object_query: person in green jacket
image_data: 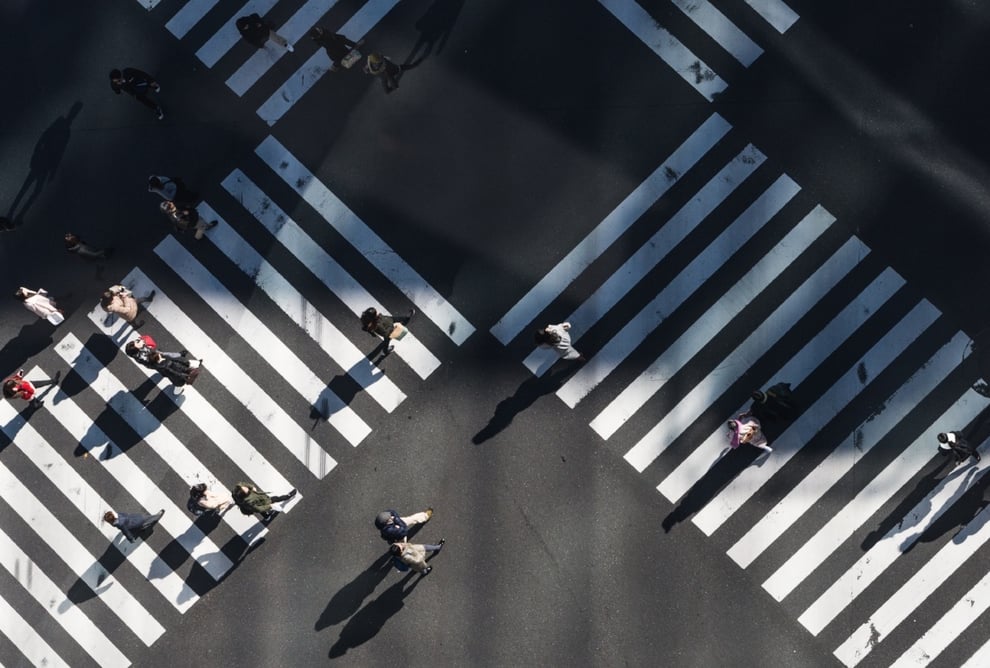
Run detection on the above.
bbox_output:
[231,482,297,523]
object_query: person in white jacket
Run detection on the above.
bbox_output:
[534,321,585,361]
[14,287,63,325]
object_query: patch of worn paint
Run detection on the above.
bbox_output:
[448,322,456,335]
[279,161,289,170]
[853,428,864,452]
[866,622,881,649]
[664,166,679,181]
[857,361,868,384]
[688,61,716,83]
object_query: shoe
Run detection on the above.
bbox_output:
[976,454,982,463]
[156,108,164,121]
[148,290,156,302]
[30,399,43,408]
[286,44,295,52]
[261,510,278,523]
[180,350,189,357]
[437,538,445,550]
[208,220,218,229]
[387,344,395,353]
[53,370,62,384]
[408,307,416,321]
[422,567,431,575]
[425,507,433,520]
[287,489,298,499]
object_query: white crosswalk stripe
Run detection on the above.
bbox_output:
[490,110,989,664]
[0,593,70,668]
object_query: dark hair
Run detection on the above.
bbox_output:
[751,390,765,403]
[148,176,163,189]
[190,483,207,498]
[309,26,325,40]
[361,308,378,330]
[124,340,141,357]
[533,327,557,345]
[2,380,18,398]
[109,69,122,81]
[389,543,402,555]
[13,289,26,301]
[103,511,116,523]
[937,432,949,444]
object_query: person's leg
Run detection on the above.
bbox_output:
[267,29,291,49]
[401,508,432,527]
[134,93,159,111]
[269,489,298,503]
[139,509,165,530]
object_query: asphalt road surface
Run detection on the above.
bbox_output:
[1,1,989,667]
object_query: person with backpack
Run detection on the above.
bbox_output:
[231,482,297,523]
[390,538,445,575]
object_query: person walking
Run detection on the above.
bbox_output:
[749,382,796,422]
[148,175,200,207]
[187,483,234,516]
[231,482,297,523]
[363,53,403,93]
[109,68,164,120]
[3,369,60,407]
[390,538,445,575]
[65,233,112,261]
[534,322,585,362]
[101,285,154,326]
[375,507,433,543]
[160,201,217,240]
[14,287,64,325]
[361,307,415,356]
[309,27,362,70]
[125,335,202,385]
[236,13,294,51]
[103,509,164,542]
[937,431,981,465]
[727,413,772,455]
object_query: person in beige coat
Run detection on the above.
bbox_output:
[100,285,154,324]
[390,538,445,575]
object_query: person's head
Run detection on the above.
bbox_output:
[727,419,738,430]
[233,485,249,499]
[309,26,325,41]
[64,232,80,247]
[389,543,402,555]
[190,483,207,498]
[365,53,384,73]
[109,69,122,84]
[124,339,144,357]
[103,510,117,524]
[2,380,18,399]
[533,327,558,345]
[937,432,949,444]
[375,511,393,529]
[148,176,163,191]
[751,390,766,403]
[361,308,379,329]
[13,287,28,302]
[160,200,175,213]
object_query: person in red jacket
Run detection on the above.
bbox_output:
[3,369,60,407]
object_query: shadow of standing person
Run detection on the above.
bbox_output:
[8,101,82,225]
[402,0,466,69]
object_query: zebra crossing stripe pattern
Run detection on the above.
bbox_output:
[599,0,798,100]
[196,0,280,67]
[0,393,202,612]
[523,143,768,377]
[0,593,70,668]
[256,135,476,345]
[107,268,339,476]
[568,176,806,415]
[491,113,732,346]
[165,0,218,38]
[219,169,441,379]
[0,527,130,668]
[197,202,407,412]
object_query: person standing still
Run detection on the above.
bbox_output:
[109,68,164,120]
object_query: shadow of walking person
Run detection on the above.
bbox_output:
[662,448,757,532]
[328,573,422,658]
[8,101,82,225]
[315,552,393,631]
[472,365,577,444]
[402,0,465,69]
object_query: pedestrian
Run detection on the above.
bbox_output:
[534,322,585,362]
[124,334,202,385]
[749,382,796,422]
[187,482,234,516]
[14,287,64,325]
[231,482,297,523]
[3,369,60,407]
[236,13,294,51]
[375,507,433,543]
[103,509,164,543]
[937,431,981,465]
[101,285,154,326]
[361,307,415,356]
[109,68,164,120]
[147,175,200,207]
[159,201,218,240]
[65,232,112,260]
[309,27,362,70]
[363,53,403,93]
[390,538,445,575]
[727,413,772,454]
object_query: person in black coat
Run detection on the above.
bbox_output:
[309,27,362,70]
[937,431,981,465]
[375,508,433,543]
[109,68,164,120]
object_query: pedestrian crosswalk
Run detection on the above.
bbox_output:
[143,0,403,125]
[491,111,990,666]
[0,135,471,666]
[598,0,799,101]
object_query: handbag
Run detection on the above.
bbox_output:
[341,49,362,69]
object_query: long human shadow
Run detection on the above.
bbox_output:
[912,466,990,548]
[8,101,82,224]
[0,320,55,380]
[662,447,760,532]
[327,572,423,658]
[315,552,393,631]
[402,0,465,68]
[472,365,577,444]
